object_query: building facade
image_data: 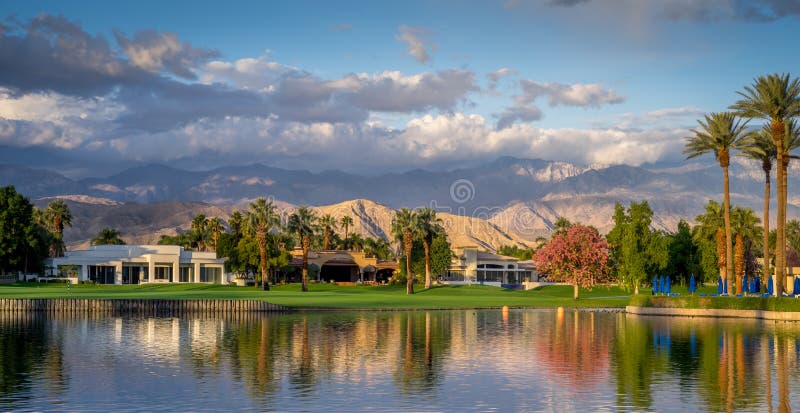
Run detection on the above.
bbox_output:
[44,245,227,285]
[444,246,536,286]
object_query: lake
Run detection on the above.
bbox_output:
[1,308,798,412]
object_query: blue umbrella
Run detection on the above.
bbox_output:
[661,275,666,296]
[753,276,760,293]
[689,274,696,295]
[723,278,728,295]
[665,276,671,295]
[795,277,800,295]
[768,276,774,296]
[717,276,723,295]
[653,276,658,295]
[743,274,749,294]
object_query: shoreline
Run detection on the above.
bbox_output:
[626,305,800,321]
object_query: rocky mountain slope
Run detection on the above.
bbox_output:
[7,156,799,250]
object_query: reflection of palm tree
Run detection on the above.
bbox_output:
[777,335,791,413]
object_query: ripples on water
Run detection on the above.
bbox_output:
[0,309,799,412]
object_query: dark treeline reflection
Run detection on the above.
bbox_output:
[1,310,800,411]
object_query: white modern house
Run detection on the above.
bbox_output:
[443,245,537,287]
[44,245,227,285]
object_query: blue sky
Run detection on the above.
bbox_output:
[1,0,799,175]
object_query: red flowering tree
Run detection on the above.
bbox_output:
[533,224,610,299]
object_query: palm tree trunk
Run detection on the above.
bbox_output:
[405,231,414,295]
[323,228,330,250]
[302,235,310,292]
[763,170,771,288]
[258,231,269,291]
[774,119,786,297]
[423,238,432,289]
[735,233,744,295]
[573,283,579,300]
[723,164,734,293]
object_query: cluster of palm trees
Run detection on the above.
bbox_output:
[190,198,392,292]
[32,199,73,257]
[684,73,800,296]
[391,207,443,295]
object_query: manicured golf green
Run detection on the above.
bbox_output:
[0,282,634,309]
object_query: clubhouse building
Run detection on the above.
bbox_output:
[44,245,228,285]
[444,245,537,286]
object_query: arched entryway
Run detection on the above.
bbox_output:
[320,257,360,283]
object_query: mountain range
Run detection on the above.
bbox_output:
[4,156,799,250]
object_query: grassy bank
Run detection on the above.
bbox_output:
[630,294,800,312]
[0,282,631,309]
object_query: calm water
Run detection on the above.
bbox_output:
[1,309,799,412]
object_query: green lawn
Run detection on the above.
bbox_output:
[0,282,632,309]
[630,294,800,312]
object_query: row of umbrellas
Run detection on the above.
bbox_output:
[654,274,800,296]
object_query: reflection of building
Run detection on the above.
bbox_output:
[289,249,398,283]
[44,245,227,284]
[444,246,536,286]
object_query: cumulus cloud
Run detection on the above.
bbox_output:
[487,68,517,91]
[519,80,625,108]
[515,0,800,22]
[396,25,434,63]
[494,79,624,129]
[114,30,219,79]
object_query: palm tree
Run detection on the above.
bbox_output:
[416,207,443,289]
[207,217,224,252]
[684,112,748,293]
[45,199,72,257]
[319,214,337,250]
[228,211,244,237]
[349,233,365,252]
[288,206,318,292]
[340,216,354,246]
[245,198,280,290]
[91,227,125,245]
[731,73,800,296]
[191,214,209,251]
[392,208,420,295]
[740,128,777,285]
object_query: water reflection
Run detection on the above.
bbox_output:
[1,310,800,411]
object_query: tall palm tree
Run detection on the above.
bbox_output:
[288,206,318,292]
[45,199,72,257]
[319,214,337,250]
[740,128,777,285]
[228,211,244,237]
[731,73,800,296]
[416,207,443,289]
[207,217,224,252]
[684,112,749,292]
[91,227,125,245]
[392,208,420,295]
[340,216,354,246]
[245,198,280,290]
[191,214,209,251]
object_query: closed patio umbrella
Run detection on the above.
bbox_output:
[742,274,749,294]
[768,276,774,296]
[665,276,671,295]
[653,276,659,295]
[660,275,666,296]
[689,274,696,295]
[717,276,723,295]
[752,276,760,293]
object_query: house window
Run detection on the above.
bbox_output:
[200,266,222,283]
[179,266,193,283]
[154,265,172,281]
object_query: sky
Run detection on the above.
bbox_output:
[1,0,800,177]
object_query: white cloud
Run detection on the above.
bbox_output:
[396,25,434,63]
[519,80,625,107]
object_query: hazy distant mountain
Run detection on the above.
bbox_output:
[7,156,800,250]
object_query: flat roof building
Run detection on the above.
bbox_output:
[44,245,227,285]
